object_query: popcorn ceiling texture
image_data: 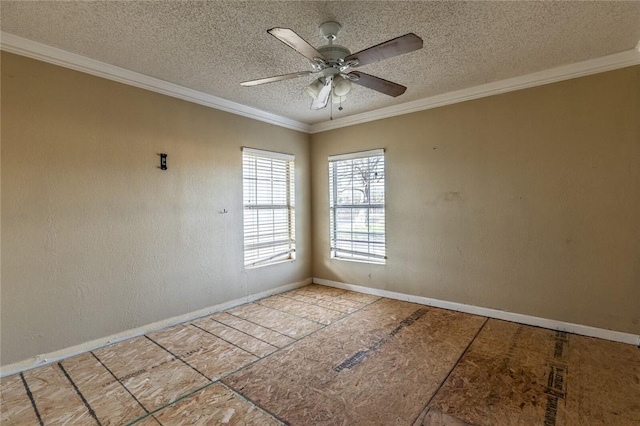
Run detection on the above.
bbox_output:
[2,1,640,125]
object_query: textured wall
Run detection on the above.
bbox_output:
[1,52,311,365]
[311,66,640,334]
[2,52,638,367]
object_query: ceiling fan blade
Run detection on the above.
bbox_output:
[240,71,313,87]
[311,77,333,110]
[345,33,423,67]
[349,72,406,97]
[268,28,326,62]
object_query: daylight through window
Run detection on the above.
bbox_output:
[242,148,295,267]
[329,149,386,263]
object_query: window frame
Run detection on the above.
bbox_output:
[242,147,295,268]
[328,149,386,264]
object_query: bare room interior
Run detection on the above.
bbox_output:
[1,2,639,425]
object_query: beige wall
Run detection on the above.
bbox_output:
[311,66,640,335]
[1,52,312,365]
[2,52,638,367]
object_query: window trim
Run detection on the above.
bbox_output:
[242,147,295,268]
[242,147,294,162]
[328,149,384,162]
[328,148,386,264]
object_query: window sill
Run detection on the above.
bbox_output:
[244,258,296,270]
[331,256,386,266]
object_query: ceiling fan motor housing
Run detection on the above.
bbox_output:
[318,44,351,64]
[317,21,352,69]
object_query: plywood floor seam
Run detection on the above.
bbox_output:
[217,382,289,426]
[412,317,490,426]
[88,350,150,421]
[2,284,639,425]
[189,322,260,358]
[125,381,214,426]
[221,311,295,338]
[208,318,281,349]
[224,307,320,339]
[19,372,42,426]
[143,335,210,382]
[56,363,100,424]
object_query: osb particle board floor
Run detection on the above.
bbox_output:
[1,284,639,425]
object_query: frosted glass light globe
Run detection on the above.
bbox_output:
[305,80,324,99]
[333,75,352,97]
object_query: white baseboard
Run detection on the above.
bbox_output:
[0,277,311,378]
[313,278,640,347]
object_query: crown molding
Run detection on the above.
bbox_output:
[309,49,640,134]
[0,32,310,133]
[3,32,638,136]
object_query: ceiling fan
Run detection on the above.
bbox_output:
[240,21,423,110]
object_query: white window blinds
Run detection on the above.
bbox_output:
[329,149,386,263]
[242,148,295,268]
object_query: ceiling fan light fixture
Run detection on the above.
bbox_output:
[305,79,324,99]
[333,75,352,97]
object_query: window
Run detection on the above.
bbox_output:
[329,149,386,263]
[242,148,295,268]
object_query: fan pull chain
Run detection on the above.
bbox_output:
[330,85,334,120]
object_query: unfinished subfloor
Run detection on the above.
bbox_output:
[2,284,639,425]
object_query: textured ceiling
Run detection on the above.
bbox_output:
[2,1,640,125]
